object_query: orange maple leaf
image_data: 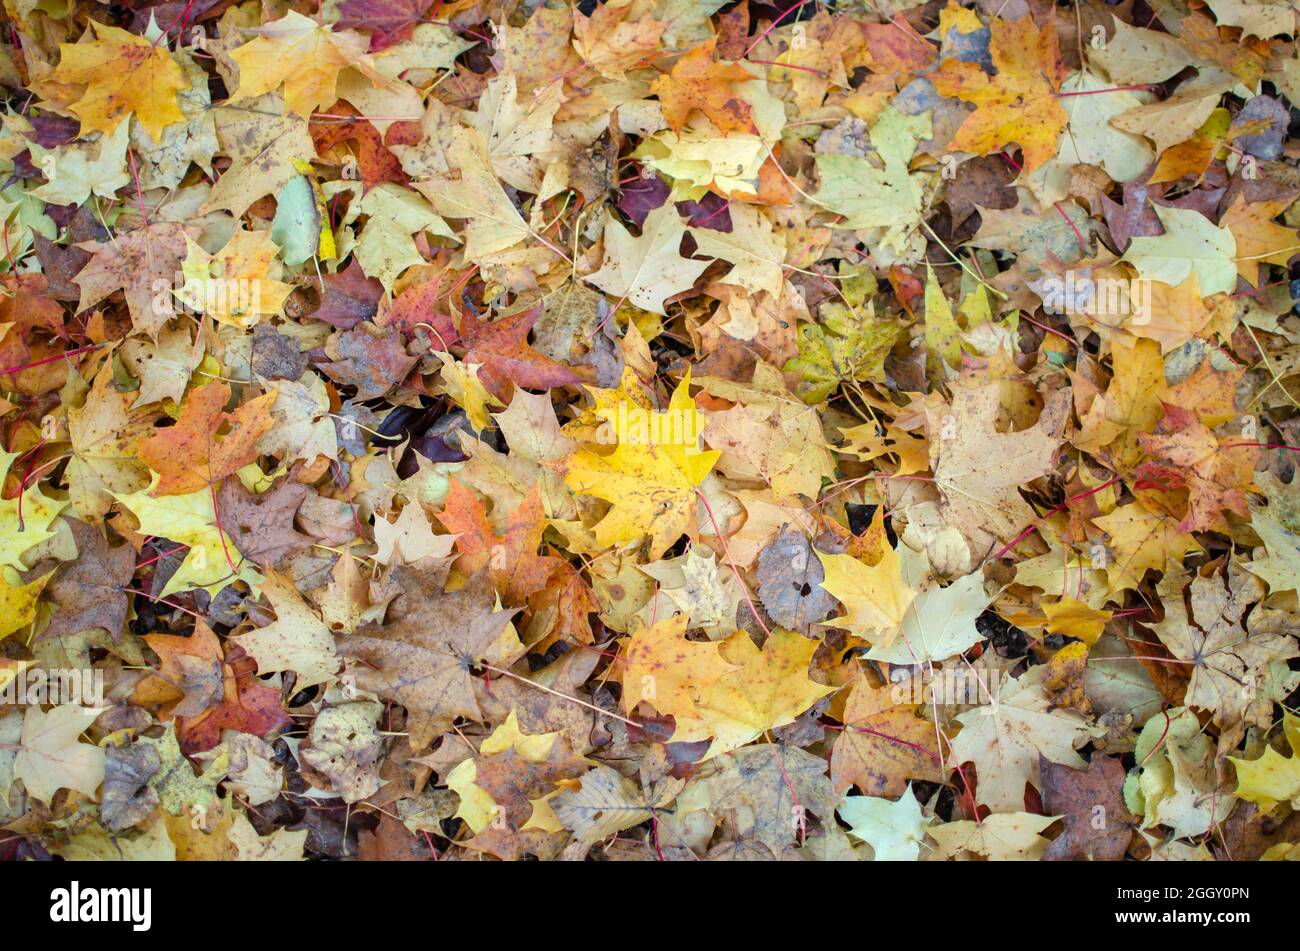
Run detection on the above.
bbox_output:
[136,382,277,496]
[438,480,561,605]
[650,39,754,134]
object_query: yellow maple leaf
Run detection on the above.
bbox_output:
[176,229,293,329]
[52,21,189,142]
[688,204,785,299]
[1008,596,1112,645]
[1074,336,1167,475]
[1043,597,1111,644]
[1245,508,1300,596]
[1230,712,1300,814]
[929,16,1068,173]
[564,371,720,558]
[621,614,735,720]
[633,128,768,201]
[1092,502,1201,591]
[676,628,835,759]
[0,566,52,640]
[817,540,916,644]
[229,11,382,118]
[432,350,502,432]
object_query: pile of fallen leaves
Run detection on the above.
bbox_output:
[3,0,1300,863]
